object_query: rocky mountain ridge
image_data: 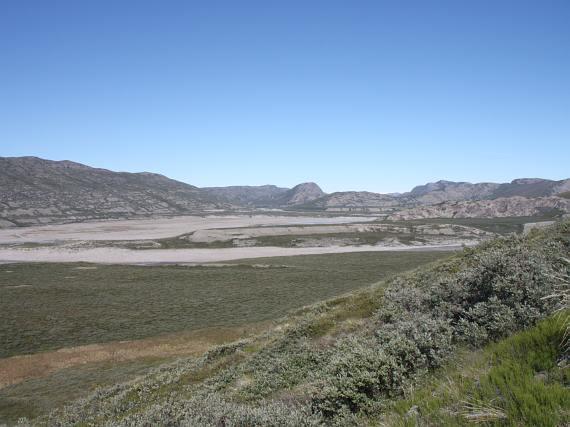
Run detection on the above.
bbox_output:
[406,178,570,204]
[303,177,570,211]
[202,182,325,207]
[1,156,569,227]
[201,185,290,206]
[0,157,224,227]
[387,196,570,220]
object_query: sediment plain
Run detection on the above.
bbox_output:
[0,214,485,264]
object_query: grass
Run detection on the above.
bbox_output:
[381,314,569,426]
[250,231,423,247]
[0,357,167,423]
[0,251,451,358]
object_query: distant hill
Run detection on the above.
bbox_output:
[201,185,290,207]
[407,178,570,204]
[203,182,325,207]
[387,196,570,220]
[278,182,325,206]
[0,157,225,227]
[1,156,569,226]
[302,178,570,211]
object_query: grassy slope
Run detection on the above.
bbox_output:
[382,314,569,426]
[0,358,168,424]
[0,251,450,358]
[33,221,568,426]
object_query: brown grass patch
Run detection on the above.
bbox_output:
[0,321,272,390]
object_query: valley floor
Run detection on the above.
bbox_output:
[0,213,500,264]
[0,251,451,424]
[0,242,464,264]
[0,214,372,244]
[1,215,564,425]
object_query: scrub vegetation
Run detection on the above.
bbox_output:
[15,220,567,426]
[0,251,450,358]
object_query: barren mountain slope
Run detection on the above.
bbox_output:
[0,157,224,227]
[201,185,289,206]
[388,196,570,220]
[407,178,570,204]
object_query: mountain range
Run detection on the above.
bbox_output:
[0,156,569,227]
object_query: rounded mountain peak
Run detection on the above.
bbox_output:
[284,182,325,205]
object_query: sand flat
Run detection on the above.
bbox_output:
[0,215,374,244]
[0,243,464,264]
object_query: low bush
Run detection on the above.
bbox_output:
[311,228,568,418]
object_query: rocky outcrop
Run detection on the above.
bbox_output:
[279,182,325,206]
[492,178,570,199]
[303,191,414,212]
[407,178,570,204]
[387,196,570,220]
[408,181,500,204]
[304,178,570,211]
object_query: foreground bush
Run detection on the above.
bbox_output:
[311,230,567,418]
[380,314,570,426]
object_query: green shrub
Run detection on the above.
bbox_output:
[312,229,567,418]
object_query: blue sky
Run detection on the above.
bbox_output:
[1,1,569,193]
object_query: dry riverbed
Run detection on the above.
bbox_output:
[0,215,373,244]
[0,242,467,264]
[0,215,492,264]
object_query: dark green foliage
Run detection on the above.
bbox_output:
[0,251,448,358]
[382,314,570,426]
[309,224,568,418]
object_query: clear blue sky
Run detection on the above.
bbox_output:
[1,1,569,193]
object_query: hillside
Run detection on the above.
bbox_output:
[408,178,570,204]
[36,221,569,426]
[301,178,570,212]
[304,191,413,212]
[0,157,226,227]
[0,157,328,227]
[201,185,289,206]
[387,196,570,220]
[277,182,325,205]
[1,156,569,225]
[202,182,325,207]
